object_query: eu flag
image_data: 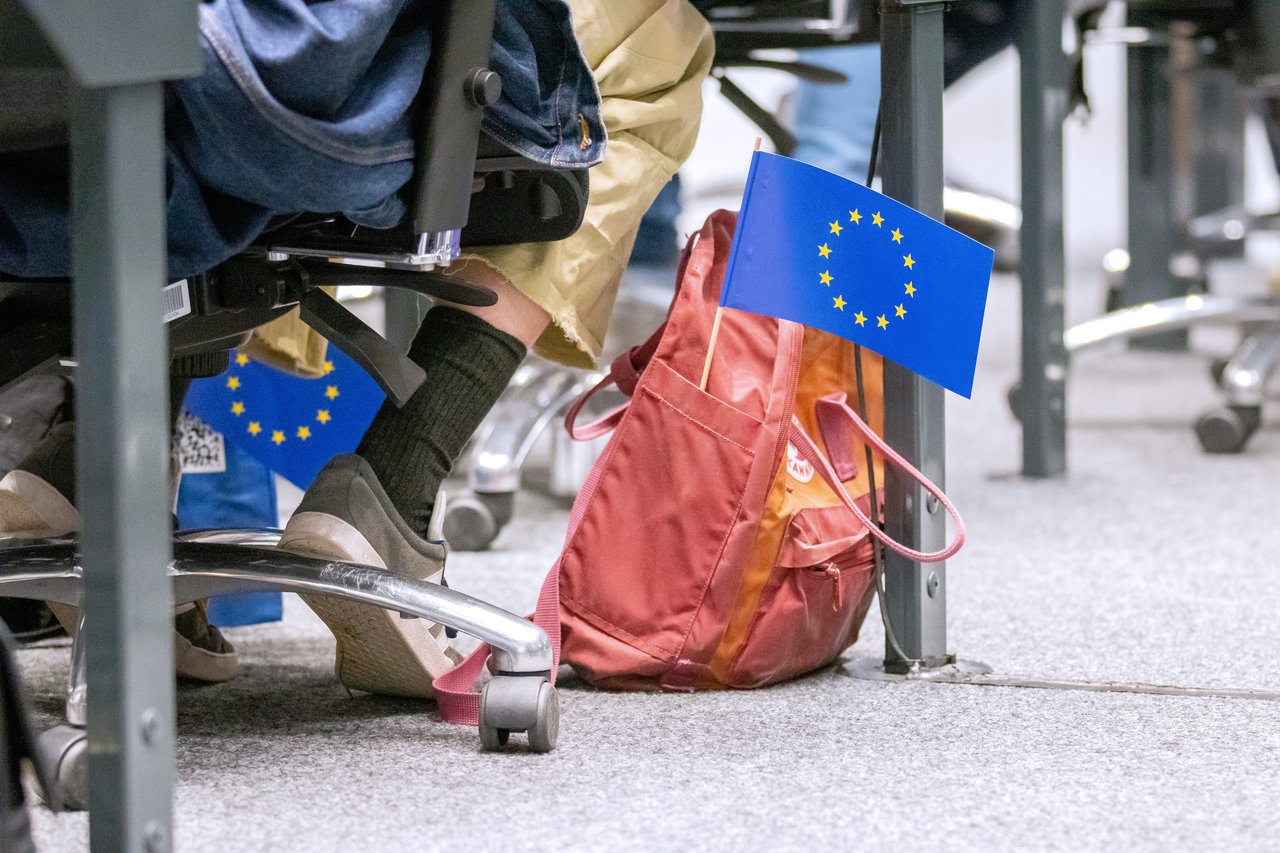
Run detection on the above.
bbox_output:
[721,152,994,397]
[184,346,385,488]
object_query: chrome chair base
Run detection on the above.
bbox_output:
[1,530,558,807]
[1009,293,1280,454]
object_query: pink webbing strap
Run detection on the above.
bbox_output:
[790,394,965,563]
[434,446,605,725]
[433,566,562,725]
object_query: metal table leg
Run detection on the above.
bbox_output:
[71,82,176,853]
[1017,0,1068,478]
[878,1,949,670]
[1125,16,1185,350]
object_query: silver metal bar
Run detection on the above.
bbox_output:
[0,538,554,675]
[66,608,87,728]
[1064,294,1280,352]
[269,227,460,272]
[1018,0,1068,478]
[878,0,948,670]
[70,81,175,853]
[1221,323,1280,408]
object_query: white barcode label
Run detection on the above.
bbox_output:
[175,411,227,474]
[162,279,192,323]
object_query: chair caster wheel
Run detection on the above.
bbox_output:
[443,491,514,552]
[478,675,559,753]
[38,725,88,810]
[1195,405,1260,454]
[1007,382,1023,423]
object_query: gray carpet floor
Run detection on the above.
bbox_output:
[20,268,1280,851]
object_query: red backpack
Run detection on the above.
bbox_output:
[436,210,964,713]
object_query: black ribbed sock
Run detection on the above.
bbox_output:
[356,307,526,536]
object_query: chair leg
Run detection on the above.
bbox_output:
[65,608,87,728]
[1219,322,1280,408]
[1194,321,1280,453]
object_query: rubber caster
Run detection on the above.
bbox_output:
[1195,405,1261,454]
[478,675,559,753]
[1007,382,1023,423]
[38,725,87,810]
[443,491,513,552]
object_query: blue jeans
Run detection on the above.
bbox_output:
[792,0,1019,183]
[0,0,606,281]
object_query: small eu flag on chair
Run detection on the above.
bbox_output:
[721,152,995,397]
[185,347,384,489]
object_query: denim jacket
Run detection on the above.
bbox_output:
[0,0,605,279]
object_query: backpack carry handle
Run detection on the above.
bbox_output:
[565,231,717,442]
[790,393,965,563]
[564,373,627,441]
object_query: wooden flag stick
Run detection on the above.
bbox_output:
[699,137,762,392]
[698,306,723,391]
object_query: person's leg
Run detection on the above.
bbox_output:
[352,0,714,539]
[0,372,239,682]
[792,44,883,183]
[354,271,547,536]
[279,0,714,699]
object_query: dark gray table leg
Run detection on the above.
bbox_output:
[1125,25,1185,350]
[879,1,948,670]
[1017,0,1068,478]
[71,82,175,853]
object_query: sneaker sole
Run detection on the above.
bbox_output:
[0,470,80,538]
[4,470,239,683]
[280,512,454,700]
[47,602,240,683]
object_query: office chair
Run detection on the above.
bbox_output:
[1009,0,1280,453]
[0,0,583,805]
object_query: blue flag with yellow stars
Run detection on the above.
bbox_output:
[184,347,385,489]
[720,152,994,397]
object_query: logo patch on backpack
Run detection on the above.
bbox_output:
[786,443,814,484]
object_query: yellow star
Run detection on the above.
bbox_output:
[833,295,846,311]
[891,228,904,244]
[226,376,241,391]
[877,315,889,329]
[872,212,884,227]
[235,353,249,367]
[325,385,340,400]
[819,270,834,286]
[296,426,311,441]
[905,282,917,297]
[818,243,832,259]
[247,421,262,436]
[829,220,843,236]
[322,360,335,375]
[903,254,915,270]
[849,209,862,225]
[316,409,331,424]
[271,430,286,445]
[895,304,907,319]
[230,401,245,416]
[854,311,867,327]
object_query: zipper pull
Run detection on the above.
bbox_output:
[578,114,591,150]
[824,564,843,612]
